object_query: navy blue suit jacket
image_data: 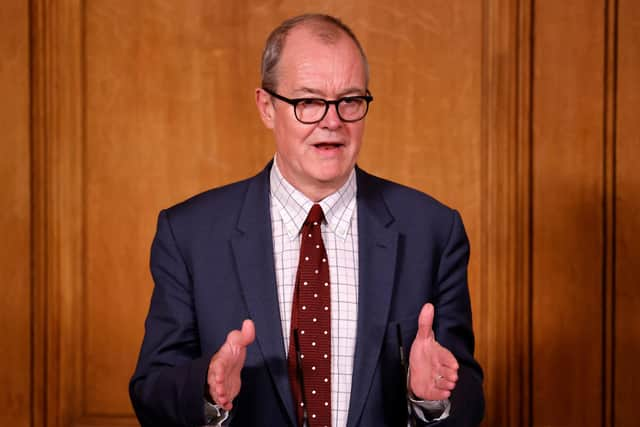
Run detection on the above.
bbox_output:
[129,164,484,426]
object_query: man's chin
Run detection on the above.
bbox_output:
[311,170,351,188]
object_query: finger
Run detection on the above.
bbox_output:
[437,346,459,370]
[208,377,226,406]
[215,388,232,410]
[435,376,457,391]
[215,383,227,400]
[437,366,459,383]
[211,358,229,384]
[435,389,452,399]
[212,373,234,410]
[416,303,435,341]
[207,356,234,407]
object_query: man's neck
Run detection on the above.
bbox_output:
[273,157,352,203]
[296,183,343,203]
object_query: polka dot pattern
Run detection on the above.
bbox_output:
[287,204,331,426]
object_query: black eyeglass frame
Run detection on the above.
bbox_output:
[262,87,373,124]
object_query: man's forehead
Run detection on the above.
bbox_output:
[282,24,345,53]
[272,24,367,93]
[280,27,361,71]
[288,22,343,42]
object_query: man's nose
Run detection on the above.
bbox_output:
[319,103,342,130]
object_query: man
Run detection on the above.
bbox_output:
[130,14,484,427]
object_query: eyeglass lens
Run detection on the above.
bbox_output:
[296,98,368,123]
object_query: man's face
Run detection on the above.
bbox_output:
[256,27,368,200]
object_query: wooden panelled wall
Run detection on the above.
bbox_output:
[1,1,638,426]
[1,1,32,427]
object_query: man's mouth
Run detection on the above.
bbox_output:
[313,142,344,150]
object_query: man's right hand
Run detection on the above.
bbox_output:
[207,319,256,410]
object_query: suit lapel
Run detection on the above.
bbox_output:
[347,170,399,427]
[230,165,297,426]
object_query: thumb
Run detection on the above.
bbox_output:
[416,303,435,340]
[240,319,256,346]
[226,319,256,349]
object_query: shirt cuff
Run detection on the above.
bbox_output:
[409,394,451,422]
[203,399,230,426]
[406,367,451,422]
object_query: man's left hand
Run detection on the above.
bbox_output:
[408,303,459,401]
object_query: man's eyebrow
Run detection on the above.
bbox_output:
[337,87,368,97]
[294,86,367,98]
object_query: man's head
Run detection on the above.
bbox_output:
[260,14,370,91]
[255,14,371,201]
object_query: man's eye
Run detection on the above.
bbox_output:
[342,98,362,105]
[300,99,324,107]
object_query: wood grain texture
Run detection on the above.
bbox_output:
[532,0,605,425]
[603,0,617,425]
[0,2,31,427]
[25,1,640,425]
[31,1,85,426]
[615,0,640,425]
[357,1,483,296]
[515,2,533,424]
[84,0,273,414]
[480,1,532,426]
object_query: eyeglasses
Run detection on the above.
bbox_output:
[263,88,373,124]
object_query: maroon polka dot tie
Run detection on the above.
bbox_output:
[288,204,331,427]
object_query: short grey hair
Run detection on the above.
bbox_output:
[260,14,370,91]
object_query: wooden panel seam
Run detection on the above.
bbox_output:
[527,0,536,420]
[481,0,533,425]
[603,0,618,426]
[30,2,50,426]
[31,0,86,426]
[530,0,606,423]
[517,1,534,426]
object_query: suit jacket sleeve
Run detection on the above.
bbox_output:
[129,209,210,426]
[428,210,484,426]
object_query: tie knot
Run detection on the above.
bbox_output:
[305,203,325,225]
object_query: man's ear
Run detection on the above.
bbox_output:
[255,88,275,129]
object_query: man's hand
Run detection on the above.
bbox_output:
[207,319,256,410]
[408,303,459,401]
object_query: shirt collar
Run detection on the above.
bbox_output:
[270,156,357,240]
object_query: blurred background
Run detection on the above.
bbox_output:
[1,1,638,426]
